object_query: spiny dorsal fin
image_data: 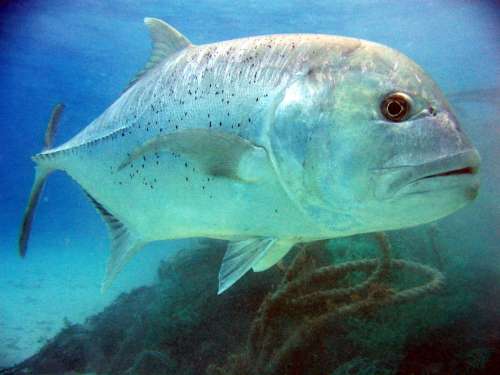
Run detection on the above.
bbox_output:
[125,17,192,92]
[84,191,145,292]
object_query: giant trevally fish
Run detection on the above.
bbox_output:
[19,18,480,294]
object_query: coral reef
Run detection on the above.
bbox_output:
[2,232,499,375]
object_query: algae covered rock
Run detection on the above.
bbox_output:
[124,351,176,375]
[3,235,499,375]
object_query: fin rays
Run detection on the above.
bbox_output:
[84,191,145,291]
[218,238,277,294]
[18,167,52,257]
[19,103,65,257]
[124,18,192,92]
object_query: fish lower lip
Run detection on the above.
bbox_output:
[374,149,481,199]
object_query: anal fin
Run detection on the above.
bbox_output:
[84,192,144,292]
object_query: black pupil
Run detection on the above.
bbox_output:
[387,101,403,116]
[381,93,410,122]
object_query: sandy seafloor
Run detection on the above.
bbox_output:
[0,239,187,367]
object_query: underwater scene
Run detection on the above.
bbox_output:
[1,0,499,374]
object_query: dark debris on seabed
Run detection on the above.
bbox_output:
[1,232,499,375]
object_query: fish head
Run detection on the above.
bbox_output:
[270,38,480,234]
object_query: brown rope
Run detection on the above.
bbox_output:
[207,233,445,375]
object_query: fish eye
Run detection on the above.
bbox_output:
[380,92,412,122]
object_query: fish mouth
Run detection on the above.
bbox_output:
[414,165,479,182]
[374,149,481,199]
[396,149,481,197]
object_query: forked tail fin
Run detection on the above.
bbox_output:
[19,103,65,257]
[43,103,64,151]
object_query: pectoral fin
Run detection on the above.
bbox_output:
[252,240,295,272]
[218,238,278,294]
[118,129,269,182]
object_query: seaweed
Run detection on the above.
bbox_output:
[207,233,445,375]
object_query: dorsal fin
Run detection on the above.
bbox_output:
[125,17,192,92]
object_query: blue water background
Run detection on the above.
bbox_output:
[0,0,499,367]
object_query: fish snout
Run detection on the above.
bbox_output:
[373,146,480,201]
[439,110,481,195]
[398,148,480,200]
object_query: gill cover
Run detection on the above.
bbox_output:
[269,67,351,232]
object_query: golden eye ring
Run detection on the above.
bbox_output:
[381,92,412,122]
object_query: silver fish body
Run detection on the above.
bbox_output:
[20,18,480,293]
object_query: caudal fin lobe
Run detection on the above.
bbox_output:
[19,103,65,257]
